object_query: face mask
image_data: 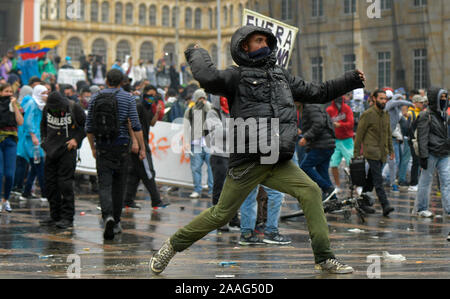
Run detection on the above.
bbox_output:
[144,95,155,105]
[248,47,271,60]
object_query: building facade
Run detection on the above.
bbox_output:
[40,0,261,69]
[256,0,449,91]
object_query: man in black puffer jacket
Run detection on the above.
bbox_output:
[150,25,365,275]
[414,87,449,217]
[299,103,336,201]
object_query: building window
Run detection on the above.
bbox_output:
[115,2,123,24]
[162,6,170,27]
[149,5,157,26]
[223,6,228,27]
[172,7,179,28]
[229,5,233,26]
[214,7,217,28]
[67,37,83,62]
[164,43,176,65]
[311,56,323,82]
[91,1,99,22]
[79,0,85,21]
[125,3,133,25]
[140,42,154,63]
[139,4,146,26]
[413,49,427,89]
[380,0,392,10]
[344,0,356,15]
[239,4,243,25]
[254,1,259,12]
[344,54,356,72]
[194,8,202,29]
[281,0,293,20]
[185,8,192,29]
[378,51,391,88]
[41,0,49,20]
[312,0,323,17]
[116,40,131,62]
[414,0,427,7]
[209,8,213,29]
[226,43,233,66]
[101,1,109,23]
[92,38,107,63]
[210,44,218,66]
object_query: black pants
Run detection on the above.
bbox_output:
[96,149,129,223]
[44,150,77,222]
[124,150,161,207]
[363,159,390,207]
[409,143,420,186]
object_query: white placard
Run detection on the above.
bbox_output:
[243,9,299,69]
[57,69,87,89]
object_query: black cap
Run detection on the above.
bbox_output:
[46,91,70,111]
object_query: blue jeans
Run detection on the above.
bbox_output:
[190,145,213,194]
[415,154,450,214]
[240,185,284,234]
[393,139,401,170]
[300,148,334,191]
[23,158,45,197]
[0,137,17,200]
[398,140,411,185]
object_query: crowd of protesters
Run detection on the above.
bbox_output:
[0,46,449,245]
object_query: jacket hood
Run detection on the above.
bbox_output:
[230,25,278,67]
[427,86,448,114]
[18,85,33,103]
[392,94,405,102]
[46,91,70,111]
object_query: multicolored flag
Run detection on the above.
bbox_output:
[14,40,60,60]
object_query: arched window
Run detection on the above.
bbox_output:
[140,42,154,63]
[229,5,233,26]
[172,6,179,28]
[92,38,107,64]
[149,5,157,26]
[210,44,218,66]
[185,7,192,29]
[194,8,202,29]
[116,40,131,62]
[208,8,213,30]
[125,3,133,25]
[91,0,99,22]
[139,4,146,26]
[40,0,49,20]
[164,43,176,66]
[79,0,85,21]
[223,6,227,27]
[101,1,109,23]
[67,37,83,62]
[162,6,170,27]
[115,2,123,24]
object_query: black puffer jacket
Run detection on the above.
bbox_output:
[417,86,449,158]
[184,25,364,168]
[302,104,336,151]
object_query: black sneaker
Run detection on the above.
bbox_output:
[360,205,376,214]
[263,232,292,245]
[382,204,394,217]
[39,217,59,226]
[55,219,73,229]
[322,187,337,203]
[103,216,115,240]
[113,222,122,234]
[239,232,265,246]
[153,199,170,210]
[123,202,142,210]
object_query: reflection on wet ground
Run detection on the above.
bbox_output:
[0,181,449,279]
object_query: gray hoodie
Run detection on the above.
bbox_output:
[205,95,229,158]
[385,94,414,134]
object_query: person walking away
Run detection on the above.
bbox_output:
[39,91,86,228]
[0,83,24,212]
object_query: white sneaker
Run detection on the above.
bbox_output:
[189,192,200,198]
[40,197,48,202]
[2,201,12,213]
[417,210,434,218]
[408,185,418,192]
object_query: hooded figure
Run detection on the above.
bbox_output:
[18,85,33,105]
[184,25,364,167]
[40,91,86,160]
[416,87,450,161]
[32,85,48,111]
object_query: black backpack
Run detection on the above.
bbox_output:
[91,90,120,142]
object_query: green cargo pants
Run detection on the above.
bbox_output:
[170,160,335,264]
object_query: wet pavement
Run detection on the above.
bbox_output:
[0,181,449,279]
